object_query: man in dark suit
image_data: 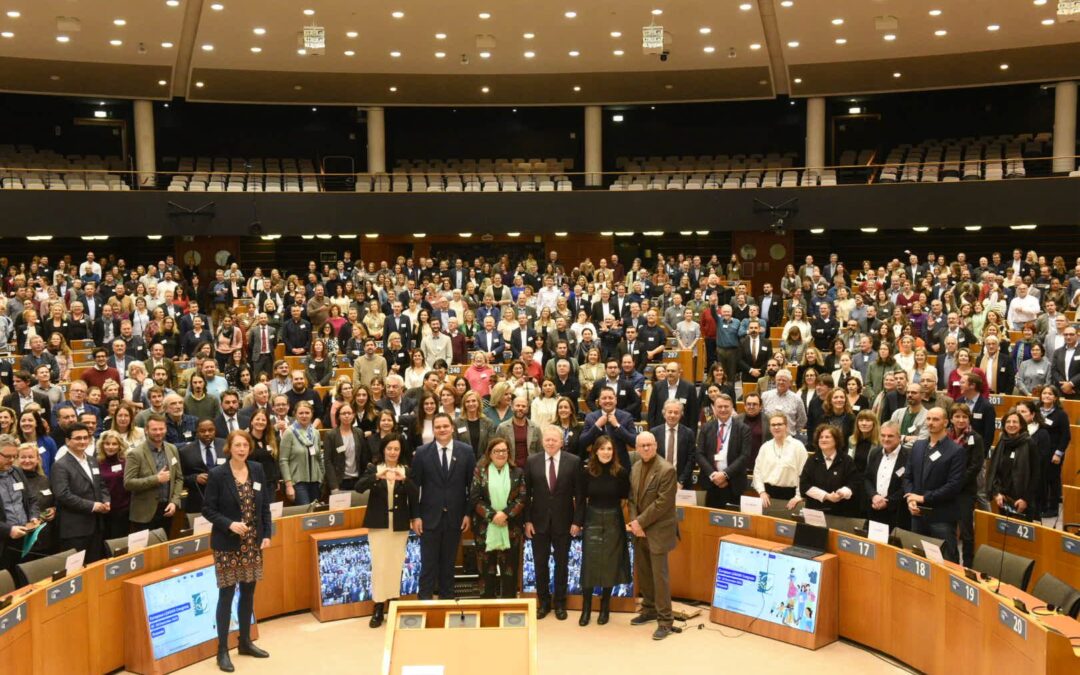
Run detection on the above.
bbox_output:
[475,316,505,363]
[1050,324,1080,399]
[50,423,111,563]
[377,375,416,420]
[178,419,226,515]
[580,387,640,469]
[524,425,583,620]
[247,313,278,382]
[410,413,476,600]
[616,325,648,374]
[958,372,997,444]
[694,394,752,509]
[2,370,52,420]
[650,400,696,488]
[901,406,965,563]
[586,359,642,419]
[646,363,698,432]
[509,313,537,360]
[863,421,911,531]
[213,390,243,439]
[737,319,772,384]
[383,302,412,346]
[978,336,1014,395]
[237,384,270,430]
[756,283,783,330]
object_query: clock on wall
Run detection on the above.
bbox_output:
[214,250,232,267]
[770,244,788,260]
[182,250,202,267]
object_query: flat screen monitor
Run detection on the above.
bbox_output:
[316,532,422,606]
[142,564,242,660]
[712,541,822,634]
[521,533,635,597]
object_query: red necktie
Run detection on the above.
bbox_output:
[548,456,557,493]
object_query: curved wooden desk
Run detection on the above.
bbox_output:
[1,504,1077,674]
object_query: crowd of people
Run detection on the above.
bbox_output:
[0,244,1076,641]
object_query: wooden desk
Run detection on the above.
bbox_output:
[1065,485,1080,526]
[974,510,1080,591]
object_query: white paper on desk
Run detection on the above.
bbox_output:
[269,501,284,520]
[921,540,945,565]
[867,520,890,544]
[402,667,444,675]
[675,489,697,506]
[127,529,150,553]
[65,549,85,575]
[193,516,212,535]
[802,508,828,528]
[740,495,763,515]
[328,493,352,511]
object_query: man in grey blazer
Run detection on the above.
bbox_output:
[51,423,110,563]
[247,313,279,382]
[123,414,183,534]
[495,397,542,466]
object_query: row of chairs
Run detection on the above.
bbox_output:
[355,173,573,192]
[394,157,574,173]
[609,168,838,190]
[878,132,1049,184]
[615,151,801,174]
[0,145,130,191]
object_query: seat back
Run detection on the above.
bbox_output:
[15,549,78,587]
[1031,573,1080,619]
[890,527,944,556]
[330,489,369,507]
[971,544,1035,591]
[0,569,16,595]
[282,503,315,517]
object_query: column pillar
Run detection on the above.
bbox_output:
[1053,81,1077,174]
[366,106,386,174]
[805,97,826,173]
[133,99,157,189]
[584,105,602,187]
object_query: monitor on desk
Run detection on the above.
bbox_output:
[141,563,243,660]
[522,533,635,597]
[712,540,823,634]
[315,532,423,607]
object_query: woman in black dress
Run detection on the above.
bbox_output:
[846,411,879,512]
[202,430,272,672]
[1038,386,1071,518]
[245,409,282,497]
[799,424,859,516]
[578,435,631,626]
[987,412,1036,517]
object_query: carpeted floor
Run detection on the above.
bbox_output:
[148,600,909,675]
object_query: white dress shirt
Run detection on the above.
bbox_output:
[751,436,808,495]
[874,447,901,498]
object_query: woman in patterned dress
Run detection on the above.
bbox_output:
[202,430,273,672]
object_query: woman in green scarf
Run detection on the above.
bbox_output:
[469,437,526,598]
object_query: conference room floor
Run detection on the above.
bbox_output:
[147,601,910,675]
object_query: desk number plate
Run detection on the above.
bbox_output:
[168,535,210,559]
[709,512,750,530]
[47,575,82,605]
[0,604,26,637]
[1062,538,1079,557]
[301,512,342,530]
[896,552,931,580]
[105,553,145,580]
[998,604,1027,639]
[994,519,1035,542]
[774,522,795,539]
[949,576,980,606]
[837,535,875,559]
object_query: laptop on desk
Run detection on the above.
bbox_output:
[780,523,829,560]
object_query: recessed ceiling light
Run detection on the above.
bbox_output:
[964,226,982,231]
[749,42,761,50]
[166,0,179,6]
[6,10,19,18]
[1042,18,1055,25]
[161,41,174,48]
[253,27,266,35]
[303,9,314,16]
[250,46,261,53]
[780,0,793,7]
[699,27,711,34]
[651,9,663,15]
[793,77,802,83]
[999,63,1009,70]
[835,38,846,45]
[787,40,799,47]
[201,44,213,51]
[610,31,621,38]
[568,50,579,56]
[612,114,624,122]
[1034,0,1048,5]
[434,32,446,39]
[344,49,355,56]
[0,31,12,38]
[739,3,752,10]
[294,85,302,90]
[481,86,490,93]
[158,79,167,85]
[860,227,879,233]
[893,71,902,78]
[479,50,490,58]
[613,49,624,56]
[297,48,306,55]
[195,81,204,87]
[390,50,401,57]
[523,50,535,58]
[986,24,1000,31]
[831,18,843,25]
[573,85,581,91]
[389,86,397,92]
[479,11,491,19]
[391,10,404,19]
[434,51,445,58]
[523,32,535,39]
[565,11,577,18]
[883,34,896,41]
[934,29,947,36]
[109,39,122,46]
[210,3,223,10]
[55,35,69,43]
[703,46,715,53]
[928,9,942,16]
[113,18,126,26]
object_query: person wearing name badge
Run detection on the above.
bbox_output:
[17,441,57,555]
[863,422,910,531]
[0,435,42,576]
[51,423,110,563]
[902,407,965,563]
[986,411,1037,518]
[694,394,752,509]
[799,424,859,516]
[469,437,526,600]
[752,413,808,512]
[454,391,496,461]
[323,403,369,492]
[355,434,418,628]
[202,430,272,672]
[94,430,132,539]
[945,404,983,568]
[578,435,630,626]
[1038,385,1071,519]
[179,419,227,516]
[124,414,183,534]
[278,401,324,506]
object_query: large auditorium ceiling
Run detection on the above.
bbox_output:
[0,0,1076,104]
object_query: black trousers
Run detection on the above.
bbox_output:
[130,502,174,536]
[217,581,257,647]
[531,530,571,606]
[60,529,106,565]
[705,485,740,510]
[419,519,461,600]
[251,355,273,382]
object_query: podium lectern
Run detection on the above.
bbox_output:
[381,599,537,675]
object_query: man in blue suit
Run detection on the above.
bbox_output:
[902,406,965,562]
[475,316,505,362]
[579,387,639,468]
[411,413,476,599]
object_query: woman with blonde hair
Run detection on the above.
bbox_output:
[96,430,132,539]
[109,401,146,447]
[485,381,516,426]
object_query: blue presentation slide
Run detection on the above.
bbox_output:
[143,565,240,660]
[711,542,821,633]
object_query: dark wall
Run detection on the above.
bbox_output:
[0,94,133,157]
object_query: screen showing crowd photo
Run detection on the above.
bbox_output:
[521,534,635,597]
[317,533,423,606]
[711,541,821,634]
[143,565,241,660]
